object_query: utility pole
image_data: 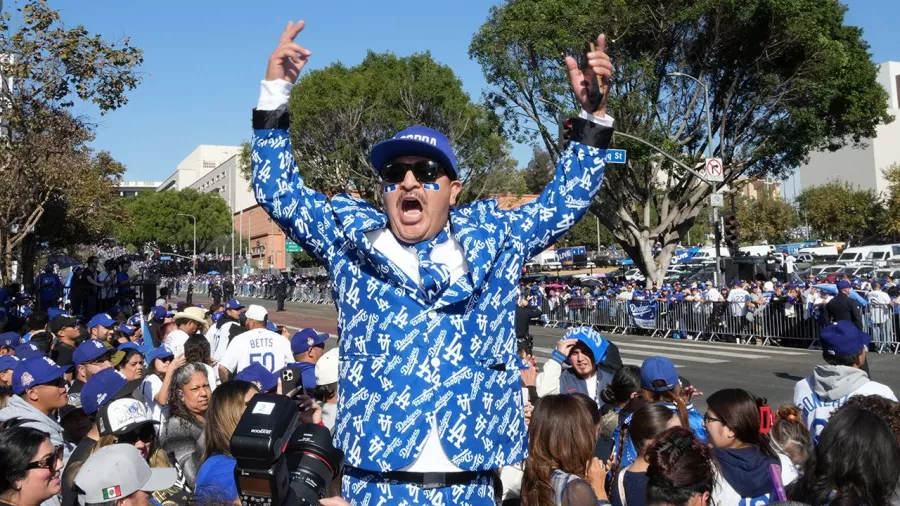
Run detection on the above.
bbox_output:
[176,213,197,275]
[667,72,719,285]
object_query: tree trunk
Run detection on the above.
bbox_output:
[21,233,36,292]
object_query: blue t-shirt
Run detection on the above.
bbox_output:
[610,470,648,506]
[194,454,237,504]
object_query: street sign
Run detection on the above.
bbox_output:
[709,193,724,208]
[286,240,302,253]
[160,256,172,261]
[604,149,628,164]
[704,157,724,182]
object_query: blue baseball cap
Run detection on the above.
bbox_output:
[836,280,851,290]
[641,356,680,392]
[12,356,67,395]
[235,363,277,392]
[127,314,142,327]
[81,369,136,415]
[211,311,224,323]
[369,126,459,179]
[0,331,21,348]
[147,345,175,364]
[151,306,168,320]
[117,342,142,352]
[224,299,244,311]
[14,343,44,359]
[87,313,116,329]
[118,324,136,337]
[73,340,115,366]
[561,326,609,365]
[0,355,19,372]
[820,320,872,357]
[291,328,329,355]
[266,321,279,333]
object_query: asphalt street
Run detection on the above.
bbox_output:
[193,294,900,411]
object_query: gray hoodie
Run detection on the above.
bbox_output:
[811,364,871,401]
[0,396,69,506]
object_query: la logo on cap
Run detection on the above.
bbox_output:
[102,485,122,500]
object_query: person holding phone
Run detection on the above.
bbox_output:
[253,19,614,505]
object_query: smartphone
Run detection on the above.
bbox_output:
[594,436,614,461]
[280,367,302,396]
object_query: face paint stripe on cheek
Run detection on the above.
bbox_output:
[423,183,440,191]
[383,184,398,193]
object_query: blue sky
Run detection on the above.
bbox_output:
[51,0,900,183]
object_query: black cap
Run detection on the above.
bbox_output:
[49,315,78,335]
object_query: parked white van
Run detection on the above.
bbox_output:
[691,247,731,263]
[837,246,873,265]
[799,246,839,257]
[865,244,900,267]
[739,245,776,257]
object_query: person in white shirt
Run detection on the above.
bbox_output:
[866,281,892,348]
[726,281,750,318]
[218,304,294,379]
[794,320,897,443]
[208,299,246,364]
[166,307,207,357]
[783,254,796,280]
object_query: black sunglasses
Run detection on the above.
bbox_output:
[381,160,449,184]
[117,424,155,445]
[24,444,64,474]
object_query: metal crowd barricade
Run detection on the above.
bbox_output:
[537,297,898,354]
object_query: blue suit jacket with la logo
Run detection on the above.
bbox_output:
[251,109,613,473]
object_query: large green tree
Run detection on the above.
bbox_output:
[522,147,554,194]
[881,163,900,240]
[286,51,514,204]
[116,189,232,255]
[0,0,142,279]
[733,194,799,245]
[470,0,891,284]
[796,180,882,243]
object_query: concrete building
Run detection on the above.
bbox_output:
[157,145,241,192]
[187,155,256,212]
[234,204,288,271]
[732,178,782,200]
[798,61,900,196]
[116,181,160,198]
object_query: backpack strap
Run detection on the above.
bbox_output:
[616,468,628,506]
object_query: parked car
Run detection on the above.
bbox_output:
[624,269,645,282]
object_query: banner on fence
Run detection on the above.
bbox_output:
[628,300,657,329]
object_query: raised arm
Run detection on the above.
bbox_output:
[510,35,615,259]
[252,20,343,264]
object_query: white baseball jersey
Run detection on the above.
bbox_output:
[219,328,294,374]
[794,375,896,442]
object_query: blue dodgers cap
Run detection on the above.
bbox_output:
[369,126,459,179]
[224,299,244,311]
[118,324,136,337]
[81,369,128,415]
[15,343,45,359]
[561,326,609,365]
[87,313,116,329]
[820,320,872,357]
[126,314,142,327]
[836,280,852,290]
[146,345,175,364]
[0,331,21,348]
[291,328,329,355]
[12,356,67,395]
[0,354,19,372]
[266,321,279,333]
[641,356,680,392]
[235,363,277,392]
[73,339,114,366]
[151,306,168,320]
[211,311,224,323]
[117,342,141,353]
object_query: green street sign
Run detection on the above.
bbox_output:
[286,240,302,253]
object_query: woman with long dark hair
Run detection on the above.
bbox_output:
[194,380,258,505]
[159,362,211,490]
[610,404,680,506]
[788,405,900,506]
[521,394,608,505]
[645,427,715,506]
[0,427,63,506]
[705,389,790,504]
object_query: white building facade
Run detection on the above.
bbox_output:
[157,145,241,193]
[798,61,900,196]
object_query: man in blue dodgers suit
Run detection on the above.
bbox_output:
[252,20,615,506]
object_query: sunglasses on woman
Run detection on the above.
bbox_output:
[380,160,449,184]
[116,424,156,445]
[24,444,64,474]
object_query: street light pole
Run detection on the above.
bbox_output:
[176,213,197,275]
[667,71,720,285]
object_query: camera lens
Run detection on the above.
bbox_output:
[285,423,344,505]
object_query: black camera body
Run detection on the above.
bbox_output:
[232,393,344,506]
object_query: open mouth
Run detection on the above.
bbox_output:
[400,195,424,223]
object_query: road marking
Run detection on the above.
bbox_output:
[615,342,770,360]
[616,349,729,364]
[630,338,810,355]
[531,346,683,368]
